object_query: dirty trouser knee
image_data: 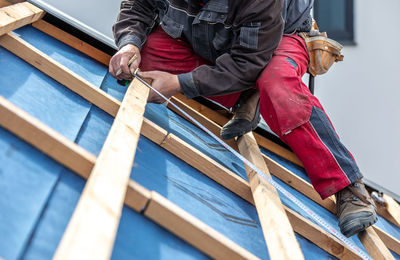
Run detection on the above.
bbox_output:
[255,34,362,199]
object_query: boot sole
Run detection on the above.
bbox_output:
[339,211,378,237]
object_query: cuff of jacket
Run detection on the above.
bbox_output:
[117,34,143,50]
[178,72,199,99]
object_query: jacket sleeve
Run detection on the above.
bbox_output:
[178,0,284,99]
[113,0,158,50]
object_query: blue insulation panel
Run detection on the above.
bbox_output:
[14,26,107,87]
[3,23,399,260]
[0,128,63,260]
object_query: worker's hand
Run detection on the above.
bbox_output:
[138,71,181,104]
[109,44,141,80]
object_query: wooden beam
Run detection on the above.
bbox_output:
[172,94,303,166]
[167,96,327,209]
[0,33,120,117]
[161,133,254,204]
[0,2,44,36]
[167,96,239,151]
[358,227,395,260]
[1,90,379,258]
[262,153,336,214]
[0,98,258,259]
[0,0,11,8]
[32,19,112,66]
[53,78,149,260]
[170,96,400,256]
[145,191,259,260]
[374,227,400,256]
[375,194,400,228]
[0,96,96,178]
[5,23,396,255]
[285,207,361,259]
[237,133,304,260]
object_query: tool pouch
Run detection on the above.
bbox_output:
[299,21,344,76]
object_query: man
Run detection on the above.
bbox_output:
[109,0,377,237]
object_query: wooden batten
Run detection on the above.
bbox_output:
[32,20,112,66]
[262,153,336,213]
[145,192,260,260]
[169,95,399,256]
[0,2,44,36]
[172,93,303,166]
[0,96,96,178]
[167,96,239,151]
[2,85,388,258]
[5,20,398,257]
[0,96,257,259]
[237,133,304,260]
[375,194,400,228]
[285,207,361,259]
[358,228,395,260]
[0,0,11,8]
[0,33,121,117]
[54,78,149,260]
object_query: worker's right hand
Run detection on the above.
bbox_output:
[109,44,141,80]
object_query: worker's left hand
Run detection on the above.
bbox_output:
[138,71,181,104]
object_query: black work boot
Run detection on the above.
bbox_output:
[220,89,261,140]
[336,180,378,237]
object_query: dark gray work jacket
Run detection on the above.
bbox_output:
[113,0,313,98]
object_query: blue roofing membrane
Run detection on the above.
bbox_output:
[0,25,399,259]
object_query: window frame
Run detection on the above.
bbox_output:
[313,0,355,45]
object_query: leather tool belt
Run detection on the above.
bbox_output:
[299,21,344,76]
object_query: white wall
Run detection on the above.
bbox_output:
[315,0,400,196]
[29,0,400,197]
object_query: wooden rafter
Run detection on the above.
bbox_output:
[0,2,44,36]
[0,94,259,260]
[168,96,337,212]
[0,96,96,178]
[171,94,400,228]
[0,0,11,8]
[0,33,120,117]
[375,193,400,228]
[168,96,397,258]
[32,20,111,66]
[172,94,303,166]
[145,192,259,260]
[237,133,304,260]
[4,19,399,257]
[0,91,362,259]
[54,77,149,260]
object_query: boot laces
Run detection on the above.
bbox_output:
[336,183,371,216]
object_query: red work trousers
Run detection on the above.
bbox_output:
[141,27,362,199]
